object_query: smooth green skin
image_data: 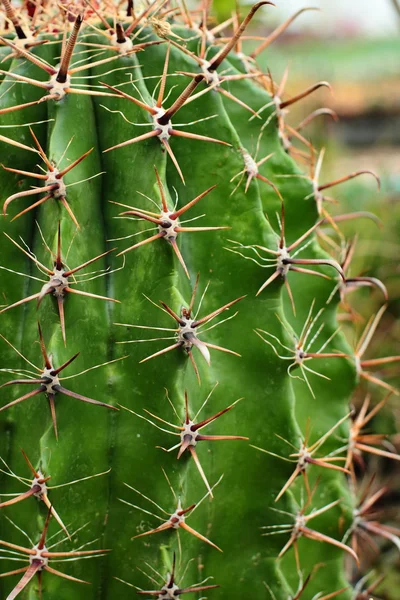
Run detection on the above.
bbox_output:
[0,24,358,600]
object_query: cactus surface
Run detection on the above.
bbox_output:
[0,2,397,600]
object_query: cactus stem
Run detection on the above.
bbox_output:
[115,169,224,270]
[0,324,120,439]
[122,390,246,495]
[0,449,68,536]
[103,73,230,181]
[129,497,222,551]
[230,150,281,196]
[252,412,350,502]
[0,226,118,342]
[255,303,347,398]
[116,280,243,378]
[134,551,219,596]
[0,508,108,598]
[265,499,359,568]
[2,129,94,226]
[0,3,392,595]
[227,206,344,303]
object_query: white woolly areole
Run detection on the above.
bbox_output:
[178,318,196,345]
[153,107,172,141]
[110,33,133,55]
[180,421,198,447]
[42,268,69,299]
[48,73,71,101]
[160,583,181,599]
[13,35,37,50]
[158,211,179,241]
[169,509,185,529]
[46,168,66,198]
[236,51,255,69]
[200,60,219,86]
[242,150,258,177]
[313,178,324,212]
[276,247,291,278]
[177,318,211,363]
[32,472,48,497]
[41,365,60,394]
[294,513,306,536]
[297,447,311,470]
[295,346,306,366]
[29,545,48,569]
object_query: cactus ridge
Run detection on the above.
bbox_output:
[0,1,397,599]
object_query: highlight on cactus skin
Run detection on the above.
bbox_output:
[0,1,397,599]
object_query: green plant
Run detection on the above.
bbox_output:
[0,2,397,599]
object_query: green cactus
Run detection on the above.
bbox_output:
[0,2,397,599]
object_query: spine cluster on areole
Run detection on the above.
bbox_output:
[0,1,398,599]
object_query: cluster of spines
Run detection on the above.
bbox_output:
[0,1,397,599]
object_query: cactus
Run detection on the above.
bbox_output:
[0,2,397,599]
